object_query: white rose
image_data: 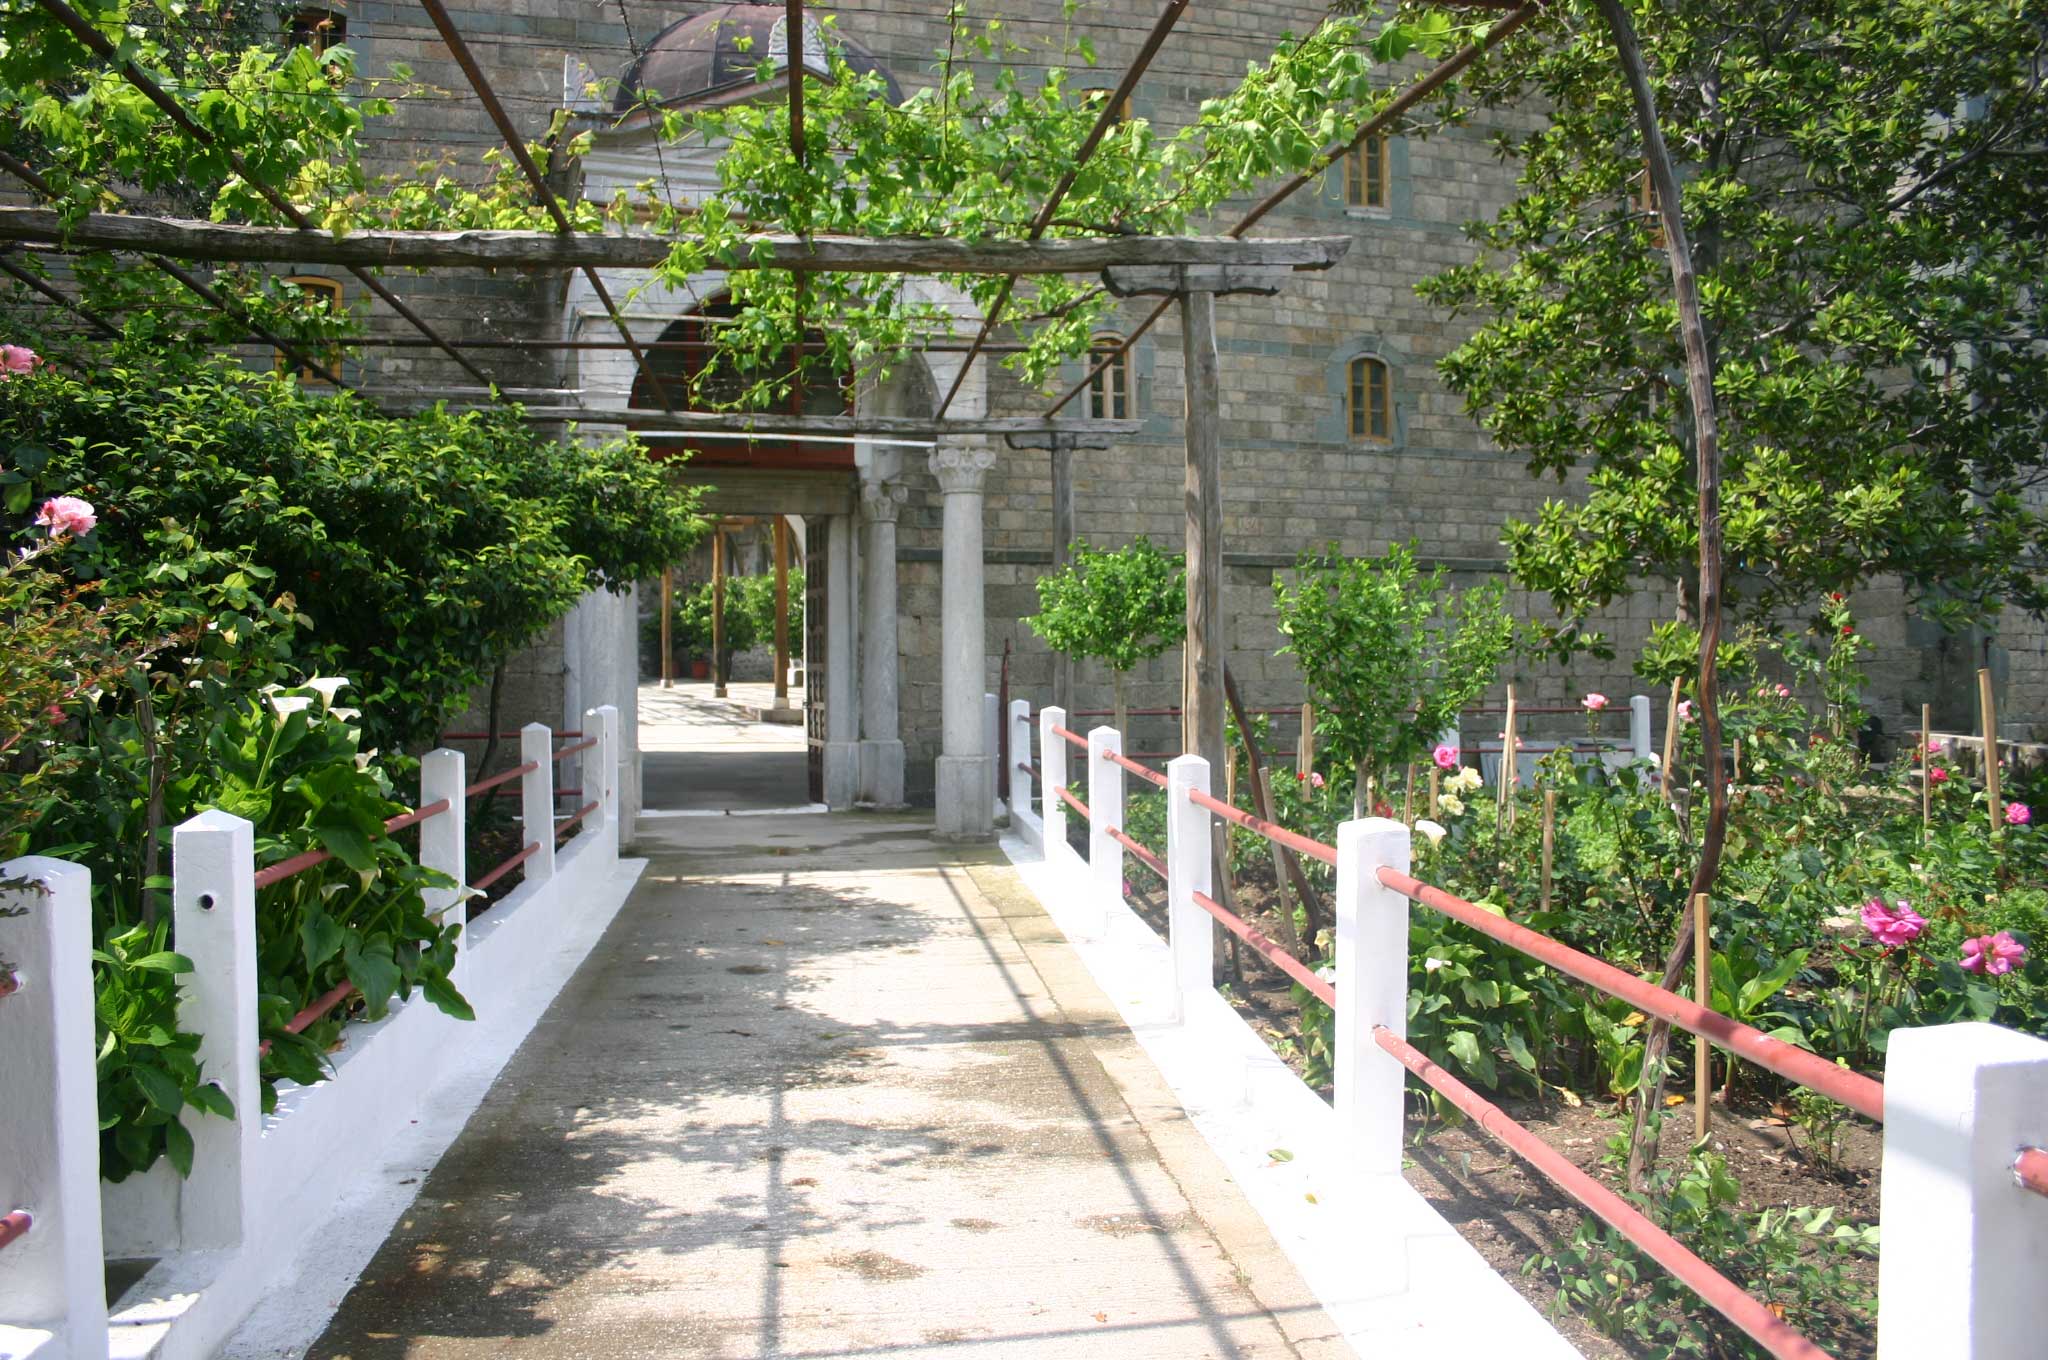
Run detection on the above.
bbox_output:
[1439,794,1466,817]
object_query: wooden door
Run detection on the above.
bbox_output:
[805,520,827,803]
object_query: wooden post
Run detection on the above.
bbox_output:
[773,517,791,707]
[1540,789,1557,912]
[1693,891,1711,1143]
[1298,701,1315,778]
[1979,669,2001,837]
[659,564,674,688]
[1732,737,1742,787]
[1429,768,1441,819]
[1659,678,1682,800]
[1404,762,1416,826]
[1224,743,1238,808]
[711,527,727,698]
[1921,702,1933,837]
[1179,288,1226,797]
[1498,684,1519,831]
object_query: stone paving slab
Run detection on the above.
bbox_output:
[304,813,1333,1359]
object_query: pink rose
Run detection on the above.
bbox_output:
[1582,692,1609,712]
[2005,802,2031,827]
[1860,898,1926,949]
[1678,700,1693,721]
[1310,771,1326,789]
[0,344,38,376]
[1774,683,1791,699]
[1960,931,2028,977]
[1928,766,1949,784]
[1432,742,1458,770]
[34,495,96,537]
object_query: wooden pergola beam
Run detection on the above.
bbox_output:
[0,209,1351,277]
[419,404,1147,440]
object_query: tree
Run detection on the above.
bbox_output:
[1421,0,2048,653]
[1026,537,1185,733]
[1274,544,1514,818]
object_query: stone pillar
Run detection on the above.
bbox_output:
[931,445,996,839]
[822,512,859,809]
[859,478,908,806]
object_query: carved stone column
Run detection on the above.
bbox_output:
[930,445,996,839]
[858,478,908,807]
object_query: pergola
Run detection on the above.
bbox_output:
[0,0,1544,835]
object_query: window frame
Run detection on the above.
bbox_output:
[1086,333,1133,421]
[286,7,347,56]
[275,275,344,385]
[1343,134,1390,211]
[1346,354,1391,443]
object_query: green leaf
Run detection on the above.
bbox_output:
[343,939,402,1017]
[131,1061,187,1117]
[187,1081,236,1120]
[421,973,475,1023]
[164,1118,195,1178]
[300,909,346,972]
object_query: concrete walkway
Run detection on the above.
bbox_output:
[640,682,810,814]
[303,812,1340,1359]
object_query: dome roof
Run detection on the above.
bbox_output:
[615,4,900,114]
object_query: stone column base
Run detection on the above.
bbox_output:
[858,739,907,808]
[932,755,993,840]
[823,742,860,810]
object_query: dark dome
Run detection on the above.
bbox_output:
[614,4,900,114]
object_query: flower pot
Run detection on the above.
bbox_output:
[689,657,710,680]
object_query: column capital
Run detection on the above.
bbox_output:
[859,477,909,524]
[928,445,996,495]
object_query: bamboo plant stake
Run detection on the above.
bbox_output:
[1404,762,1417,826]
[1916,700,1933,839]
[1694,891,1711,1144]
[659,565,674,688]
[1499,684,1519,832]
[1298,702,1314,778]
[1429,768,1441,819]
[1540,789,1557,912]
[1658,678,1682,800]
[1980,668,2002,837]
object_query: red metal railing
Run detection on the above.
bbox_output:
[1051,723,1088,751]
[464,760,538,798]
[1371,1026,1836,1360]
[1018,760,1041,780]
[251,799,455,891]
[473,841,538,892]
[1187,787,1338,868]
[1377,866,1885,1123]
[439,730,583,741]
[1106,826,1166,880]
[552,736,598,761]
[555,800,600,839]
[1055,785,1090,821]
[0,1210,31,1253]
[1190,889,1332,1004]
[260,978,361,1056]
[2019,1147,2048,1197]
[1106,749,1168,789]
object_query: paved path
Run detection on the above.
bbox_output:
[304,812,1337,1358]
[640,682,810,813]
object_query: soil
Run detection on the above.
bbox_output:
[1116,859,1883,1359]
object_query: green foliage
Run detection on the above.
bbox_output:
[1273,542,1514,797]
[1027,536,1185,677]
[1422,0,2048,655]
[0,355,703,751]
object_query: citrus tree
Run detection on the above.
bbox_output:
[1026,536,1185,733]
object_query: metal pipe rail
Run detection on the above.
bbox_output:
[1372,1025,1836,1360]
[473,842,539,893]
[1055,785,1091,822]
[464,760,539,798]
[1376,866,1886,1124]
[1106,749,1168,789]
[439,730,583,741]
[555,800,601,839]
[1018,760,1042,780]
[1051,724,1089,751]
[1105,826,1166,881]
[2019,1147,2048,1197]
[0,1210,30,1253]
[552,737,599,761]
[1190,890,1332,1005]
[251,799,455,890]
[1186,787,1338,867]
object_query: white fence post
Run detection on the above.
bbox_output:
[1008,699,1035,831]
[1335,818,1412,1176]
[172,809,259,1251]
[1629,693,1654,763]
[1165,754,1213,1024]
[520,722,557,885]
[593,704,622,846]
[1088,725,1124,937]
[418,748,467,982]
[1041,707,1068,859]
[983,692,1001,823]
[0,857,108,1360]
[1877,1022,2048,1360]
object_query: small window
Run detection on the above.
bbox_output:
[1633,161,1666,247]
[1087,334,1131,421]
[286,7,346,55]
[1344,134,1389,210]
[1347,356,1390,442]
[276,275,343,385]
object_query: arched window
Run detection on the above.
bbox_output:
[1344,134,1389,210]
[275,275,342,385]
[1087,333,1131,420]
[1347,355,1390,442]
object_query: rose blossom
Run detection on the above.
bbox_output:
[2005,802,2031,826]
[1928,766,1949,784]
[1309,771,1325,789]
[34,495,96,537]
[1582,692,1609,712]
[0,344,38,376]
[1774,683,1791,699]
[1678,700,1693,721]
[1960,931,2028,977]
[1432,742,1458,770]
[1859,898,1927,949]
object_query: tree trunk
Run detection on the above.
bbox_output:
[1593,0,1732,1192]
[1113,669,1129,738]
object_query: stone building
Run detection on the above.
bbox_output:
[291,1,2041,825]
